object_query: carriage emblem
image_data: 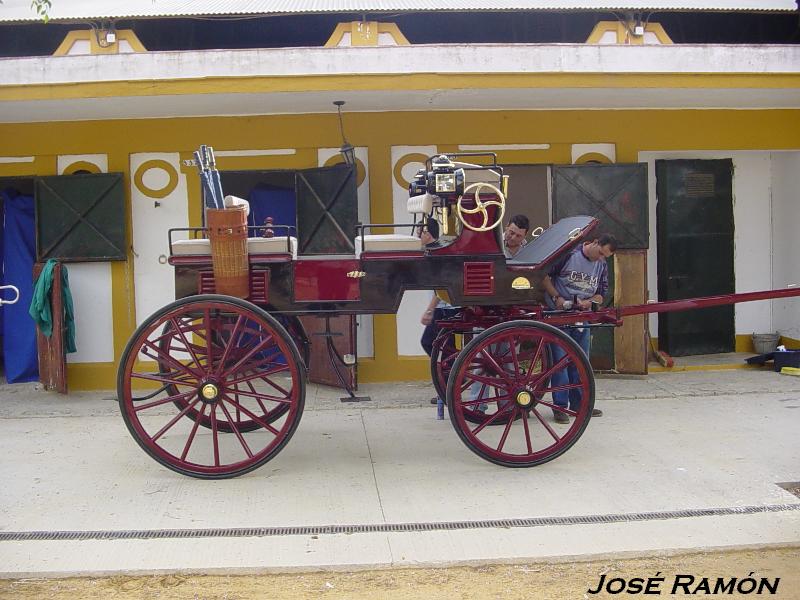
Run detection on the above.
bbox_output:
[346,270,367,278]
[511,276,531,290]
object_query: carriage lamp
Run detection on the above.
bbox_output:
[333,100,356,166]
[433,168,465,196]
[435,172,456,193]
[339,141,356,166]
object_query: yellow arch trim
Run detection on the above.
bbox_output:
[325,21,410,48]
[133,159,179,199]
[53,29,147,56]
[586,20,672,45]
[62,160,101,174]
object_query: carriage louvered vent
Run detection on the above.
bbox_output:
[198,271,216,294]
[198,270,267,302]
[249,270,270,304]
[463,262,494,296]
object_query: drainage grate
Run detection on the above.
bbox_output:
[1,503,799,543]
[777,482,800,499]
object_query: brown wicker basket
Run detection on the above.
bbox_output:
[206,206,249,298]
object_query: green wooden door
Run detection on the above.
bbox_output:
[35,173,126,262]
[295,165,357,255]
[656,159,735,356]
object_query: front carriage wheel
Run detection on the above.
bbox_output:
[117,295,306,479]
[445,320,593,467]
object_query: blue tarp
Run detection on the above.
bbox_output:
[1,189,38,383]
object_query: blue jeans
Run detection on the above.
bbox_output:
[550,327,591,410]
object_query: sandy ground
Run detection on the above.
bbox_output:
[1,546,797,599]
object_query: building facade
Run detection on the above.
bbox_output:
[1,1,798,389]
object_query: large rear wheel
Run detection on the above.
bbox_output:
[118,295,305,479]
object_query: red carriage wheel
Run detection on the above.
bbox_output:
[445,320,593,467]
[118,294,306,478]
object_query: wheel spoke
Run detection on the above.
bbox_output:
[521,412,534,454]
[169,316,204,372]
[225,387,292,405]
[213,315,246,378]
[221,394,281,436]
[180,403,207,461]
[210,404,220,467]
[141,337,203,380]
[131,370,197,389]
[495,407,516,452]
[224,335,278,379]
[531,407,561,442]
[217,400,254,458]
[524,338,546,380]
[134,389,197,412]
[463,370,510,389]
[151,395,203,442]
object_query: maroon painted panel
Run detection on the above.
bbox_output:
[300,315,357,389]
[294,259,361,302]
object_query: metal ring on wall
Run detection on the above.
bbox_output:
[134,159,179,199]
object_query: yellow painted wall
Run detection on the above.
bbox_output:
[2,108,799,387]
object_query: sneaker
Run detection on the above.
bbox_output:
[552,409,570,424]
[592,408,603,417]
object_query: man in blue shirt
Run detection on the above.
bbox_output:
[542,234,618,424]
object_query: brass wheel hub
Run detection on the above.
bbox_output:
[515,390,532,408]
[199,381,220,403]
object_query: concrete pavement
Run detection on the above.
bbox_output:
[1,367,799,576]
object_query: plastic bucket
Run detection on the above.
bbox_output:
[206,206,249,298]
[752,333,780,355]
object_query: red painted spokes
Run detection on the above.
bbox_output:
[118,296,305,478]
[446,321,594,467]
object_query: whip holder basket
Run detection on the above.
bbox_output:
[206,206,249,298]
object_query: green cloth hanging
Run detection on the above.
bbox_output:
[28,259,77,353]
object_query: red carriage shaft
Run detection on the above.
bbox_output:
[542,286,800,327]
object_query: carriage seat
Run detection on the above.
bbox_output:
[354,192,435,258]
[171,236,298,259]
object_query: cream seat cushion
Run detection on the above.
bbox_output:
[354,234,422,258]
[172,237,297,259]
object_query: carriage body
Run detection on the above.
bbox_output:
[116,150,800,478]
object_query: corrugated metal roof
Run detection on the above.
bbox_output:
[0,0,796,22]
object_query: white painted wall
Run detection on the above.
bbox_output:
[770,152,800,340]
[65,263,115,363]
[391,145,437,357]
[640,150,779,338]
[130,153,188,327]
[56,154,114,363]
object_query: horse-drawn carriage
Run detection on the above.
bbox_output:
[116,149,799,478]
